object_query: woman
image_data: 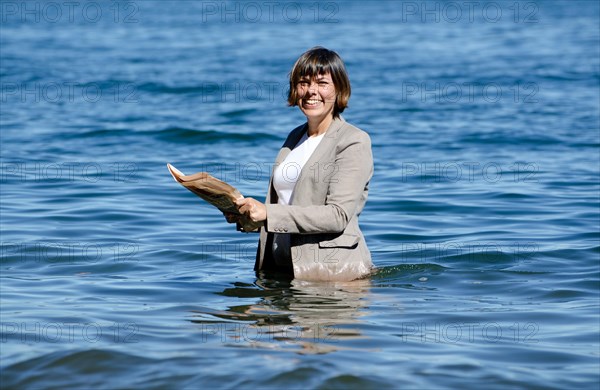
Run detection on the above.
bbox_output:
[231,47,374,282]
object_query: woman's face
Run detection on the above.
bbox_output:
[296,73,336,120]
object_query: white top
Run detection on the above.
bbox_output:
[273,131,325,205]
[271,130,325,266]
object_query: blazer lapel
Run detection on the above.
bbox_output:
[274,124,308,166]
[293,116,346,191]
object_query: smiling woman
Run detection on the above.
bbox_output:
[230,47,374,282]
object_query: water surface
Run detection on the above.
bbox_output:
[1,1,599,388]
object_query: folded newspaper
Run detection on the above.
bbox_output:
[167,163,262,232]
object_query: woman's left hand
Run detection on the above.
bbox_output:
[235,197,267,222]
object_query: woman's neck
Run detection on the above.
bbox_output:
[307,115,334,137]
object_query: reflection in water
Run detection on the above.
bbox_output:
[189,271,372,354]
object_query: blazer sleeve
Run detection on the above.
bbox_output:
[265,131,373,234]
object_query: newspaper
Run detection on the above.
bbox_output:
[167,163,262,232]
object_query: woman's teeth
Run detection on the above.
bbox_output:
[306,99,321,104]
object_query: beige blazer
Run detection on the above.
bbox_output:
[254,116,374,281]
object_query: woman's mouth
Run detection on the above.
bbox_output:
[303,99,322,108]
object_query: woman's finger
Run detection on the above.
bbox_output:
[234,197,250,207]
[239,203,252,215]
[236,198,252,214]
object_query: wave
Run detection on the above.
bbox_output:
[458,132,564,147]
[62,126,279,144]
[1,349,155,389]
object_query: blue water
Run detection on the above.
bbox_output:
[1,1,599,388]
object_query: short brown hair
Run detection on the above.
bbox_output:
[287,47,351,119]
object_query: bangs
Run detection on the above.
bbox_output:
[294,55,334,80]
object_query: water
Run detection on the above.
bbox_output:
[1,1,599,388]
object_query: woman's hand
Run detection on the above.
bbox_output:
[235,197,267,222]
